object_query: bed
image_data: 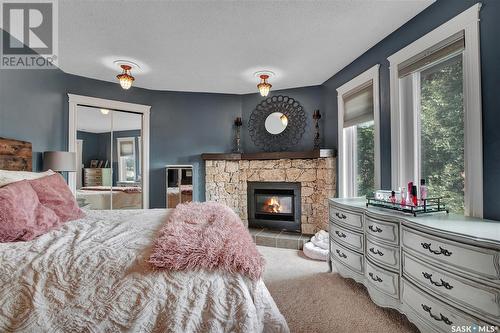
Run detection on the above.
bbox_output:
[0,138,289,332]
[77,186,143,209]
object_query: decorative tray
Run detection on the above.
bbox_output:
[366,197,449,217]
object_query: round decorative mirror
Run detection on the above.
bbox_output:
[248,95,307,152]
[264,112,288,134]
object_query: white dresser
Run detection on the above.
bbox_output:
[329,198,500,333]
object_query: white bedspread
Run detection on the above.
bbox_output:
[0,209,289,333]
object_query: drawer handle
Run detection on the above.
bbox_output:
[368,272,383,282]
[335,230,347,238]
[335,212,347,220]
[421,242,453,256]
[421,304,453,325]
[422,272,454,290]
[335,249,347,259]
[369,247,384,256]
[368,225,383,233]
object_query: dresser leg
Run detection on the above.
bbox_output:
[328,259,333,272]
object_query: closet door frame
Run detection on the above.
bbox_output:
[68,94,151,208]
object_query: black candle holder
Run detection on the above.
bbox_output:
[313,110,321,149]
[233,117,243,153]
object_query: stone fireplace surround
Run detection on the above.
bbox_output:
[203,150,336,234]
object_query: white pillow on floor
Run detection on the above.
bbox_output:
[303,241,329,261]
[0,169,55,187]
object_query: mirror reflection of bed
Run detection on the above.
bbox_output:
[76,106,143,210]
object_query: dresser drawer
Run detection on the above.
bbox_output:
[331,241,364,274]
[365,216,399,245]
[402,279,489,333]
[402,226,500,281]
[365,259,399,299]
[329,205,363,230]
[330,221,364,253]
[366,237,399,270]
[402,253,500,322]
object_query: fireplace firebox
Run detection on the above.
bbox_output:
[247,182,301,232]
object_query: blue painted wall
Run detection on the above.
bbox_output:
[1,0,499,219]
[0,67,240,208]
[322,0,500,220]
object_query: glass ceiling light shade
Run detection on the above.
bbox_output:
[100,108,109,115]
[257,74,272,97]
[116,64,135,90]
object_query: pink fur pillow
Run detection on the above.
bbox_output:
[29,173,85,222]
[0,180,61,242]
[149,202,265,280]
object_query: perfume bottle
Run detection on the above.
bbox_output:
[412,185,418,206]
[420,179,427,201]
[400,187,407,206]
[390,191,396,204]
[407,181,414,205]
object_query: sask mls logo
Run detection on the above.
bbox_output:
[0,0,58,68]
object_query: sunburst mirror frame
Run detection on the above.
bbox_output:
[248,95,307,152]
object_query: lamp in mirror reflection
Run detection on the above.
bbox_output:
[280,114,288,126]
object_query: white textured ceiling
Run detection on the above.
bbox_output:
[59,0,434,94]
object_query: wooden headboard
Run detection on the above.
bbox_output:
[0,137,32,171]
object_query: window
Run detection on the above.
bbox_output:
[337,65,380,198]
[117,137,136,182]
[388,4,482,216]
[420,55,464,214]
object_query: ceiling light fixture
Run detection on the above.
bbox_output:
[257,74,272,97]
[100,108,109,115]
[116,64,135,90]
[254,70,275,97]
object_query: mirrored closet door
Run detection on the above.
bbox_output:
[75,106,143,210]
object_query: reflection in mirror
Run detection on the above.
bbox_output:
[75,106,143,210]
[265,112,288,135]
[166,165,193,208]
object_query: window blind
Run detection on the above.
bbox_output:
[398,30,464,78]
[343,81,374,128]
[120,141,134,156]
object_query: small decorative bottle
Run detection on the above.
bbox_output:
[407,181,414,205]
[420,179,427,201]
[400,187,407,206]
[412,185,418,206]
[390,191,396,204]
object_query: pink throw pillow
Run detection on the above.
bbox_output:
[29,174,85,222]
[0,180,61,242]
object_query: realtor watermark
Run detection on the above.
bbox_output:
[0,0,58,69]
[451,325,498,333]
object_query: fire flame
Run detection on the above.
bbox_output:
[263,196,282,213]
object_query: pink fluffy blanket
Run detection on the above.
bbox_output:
[149,202,265,280]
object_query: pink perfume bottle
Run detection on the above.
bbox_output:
[400,187,407,206]
[390,191,396,204]
[420,179,427,200]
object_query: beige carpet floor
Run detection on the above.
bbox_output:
[258,246,420,333]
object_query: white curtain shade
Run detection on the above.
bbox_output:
[343,81,374,128]
[119,141,134,156]
[398,30,465,78]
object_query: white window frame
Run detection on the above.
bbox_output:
[117,137,136,182]
[337,64,381,198]
[388,4,482,217]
